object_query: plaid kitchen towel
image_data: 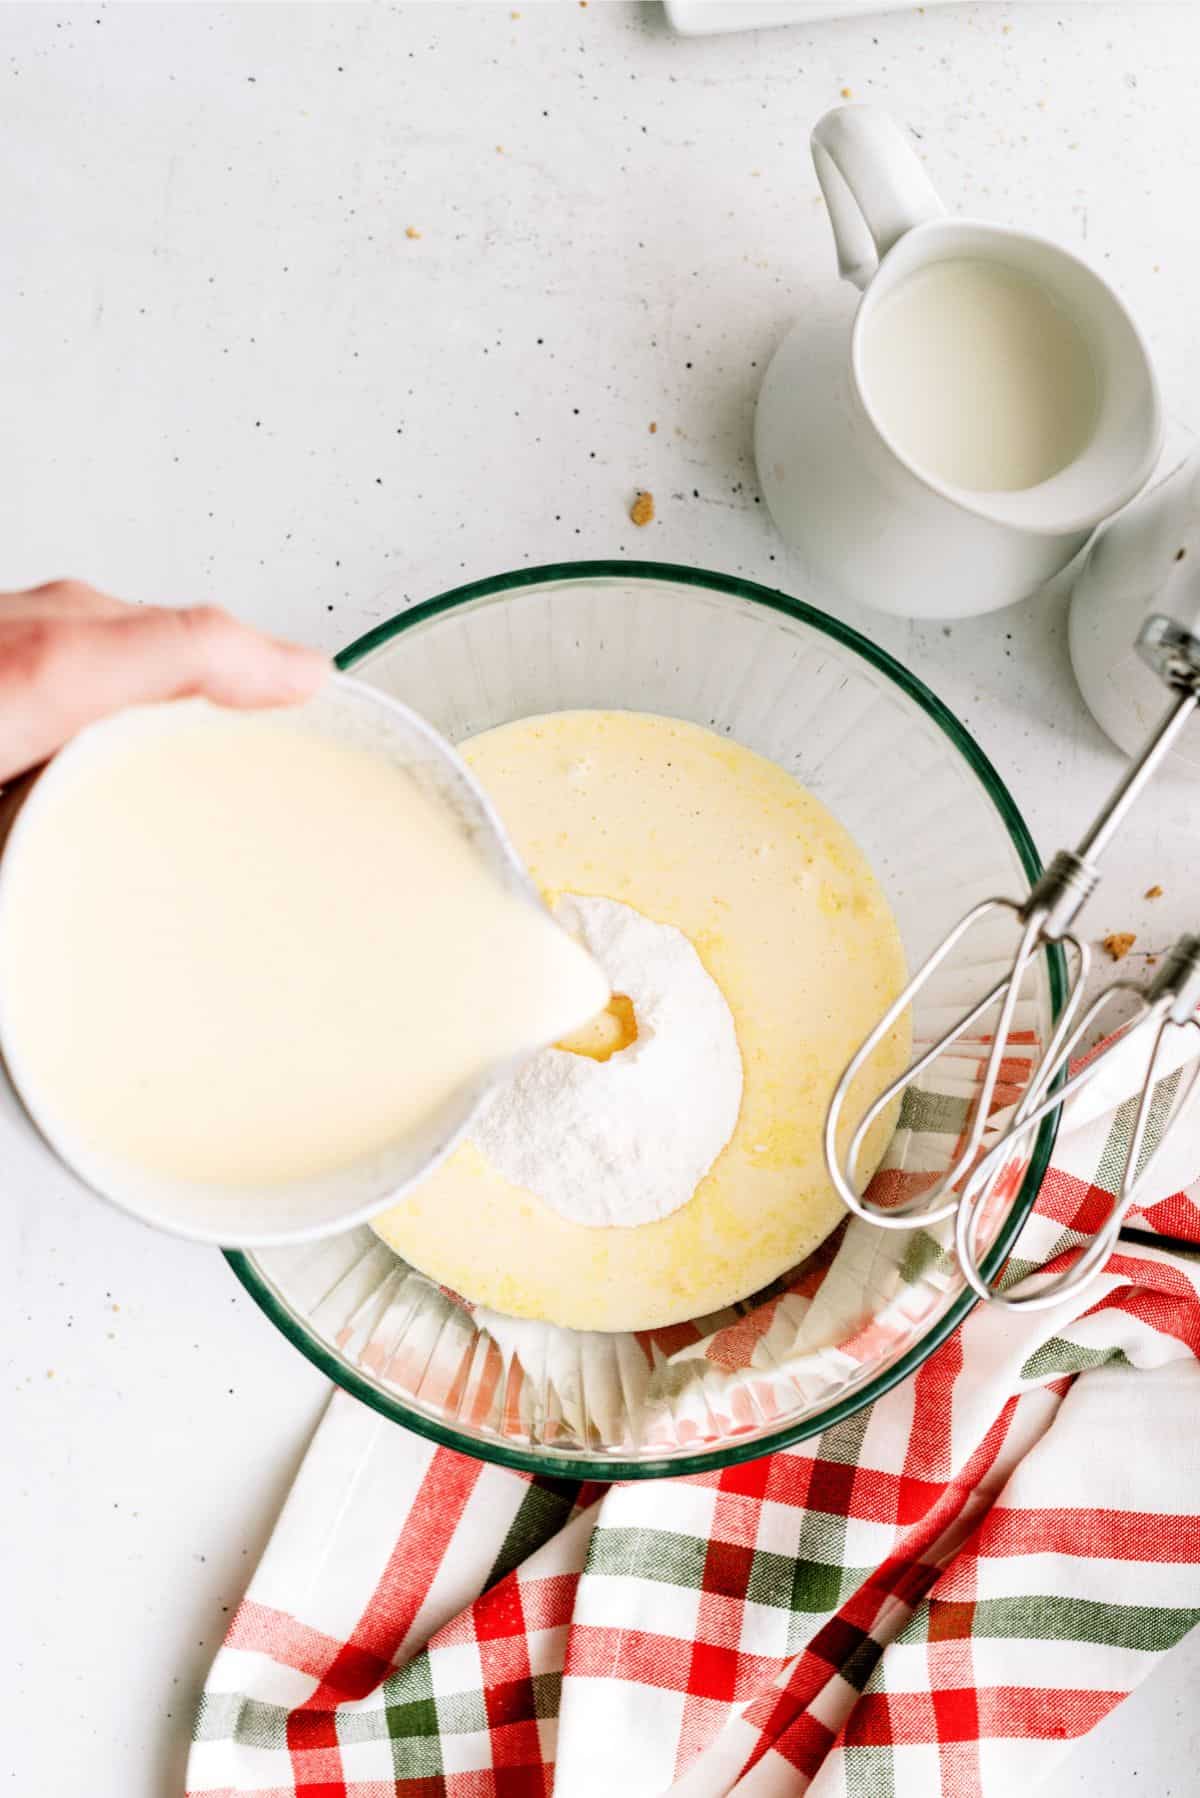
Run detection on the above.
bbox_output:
[188,1093,1200,1796]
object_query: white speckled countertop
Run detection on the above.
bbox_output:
[3,4,1200,1790]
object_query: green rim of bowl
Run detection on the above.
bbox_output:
[226,559,1066,1480]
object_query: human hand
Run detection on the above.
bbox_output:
[0,580,329,782]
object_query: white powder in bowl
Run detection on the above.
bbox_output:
[473,894,743,1228]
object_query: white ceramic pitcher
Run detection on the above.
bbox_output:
[755,106,1163,619]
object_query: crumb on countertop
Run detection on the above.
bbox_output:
[841,86,853,98]
[630,490,654,527]
[1102,931,1137,962]
[649,421,657,434]
[405,225,422,240]
[1145,884,1164,900]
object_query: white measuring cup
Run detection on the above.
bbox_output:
[0,677,601,1248]
[756,105,1162,619]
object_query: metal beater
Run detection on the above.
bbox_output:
[824,612,1200,1310]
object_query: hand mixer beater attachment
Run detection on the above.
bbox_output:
[824,612,1200,1309]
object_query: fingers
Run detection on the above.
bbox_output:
[0,578,131,621]
[99,606,330,710]
[0,601,329,782]
[0,584,328,704]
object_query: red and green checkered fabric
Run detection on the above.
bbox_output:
[189,1104,1200,1795]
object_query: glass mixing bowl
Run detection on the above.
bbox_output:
[228,562,1063,1478]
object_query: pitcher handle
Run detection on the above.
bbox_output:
[811,106,945,290]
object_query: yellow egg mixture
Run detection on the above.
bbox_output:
[372,709,909,1332]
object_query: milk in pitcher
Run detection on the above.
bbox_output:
[859,258,1099,493]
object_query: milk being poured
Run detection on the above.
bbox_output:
[860,258,1098,492]
[0,703,609,1188]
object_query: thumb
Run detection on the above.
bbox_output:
[83,605,330,712]
[0,605,330,781]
